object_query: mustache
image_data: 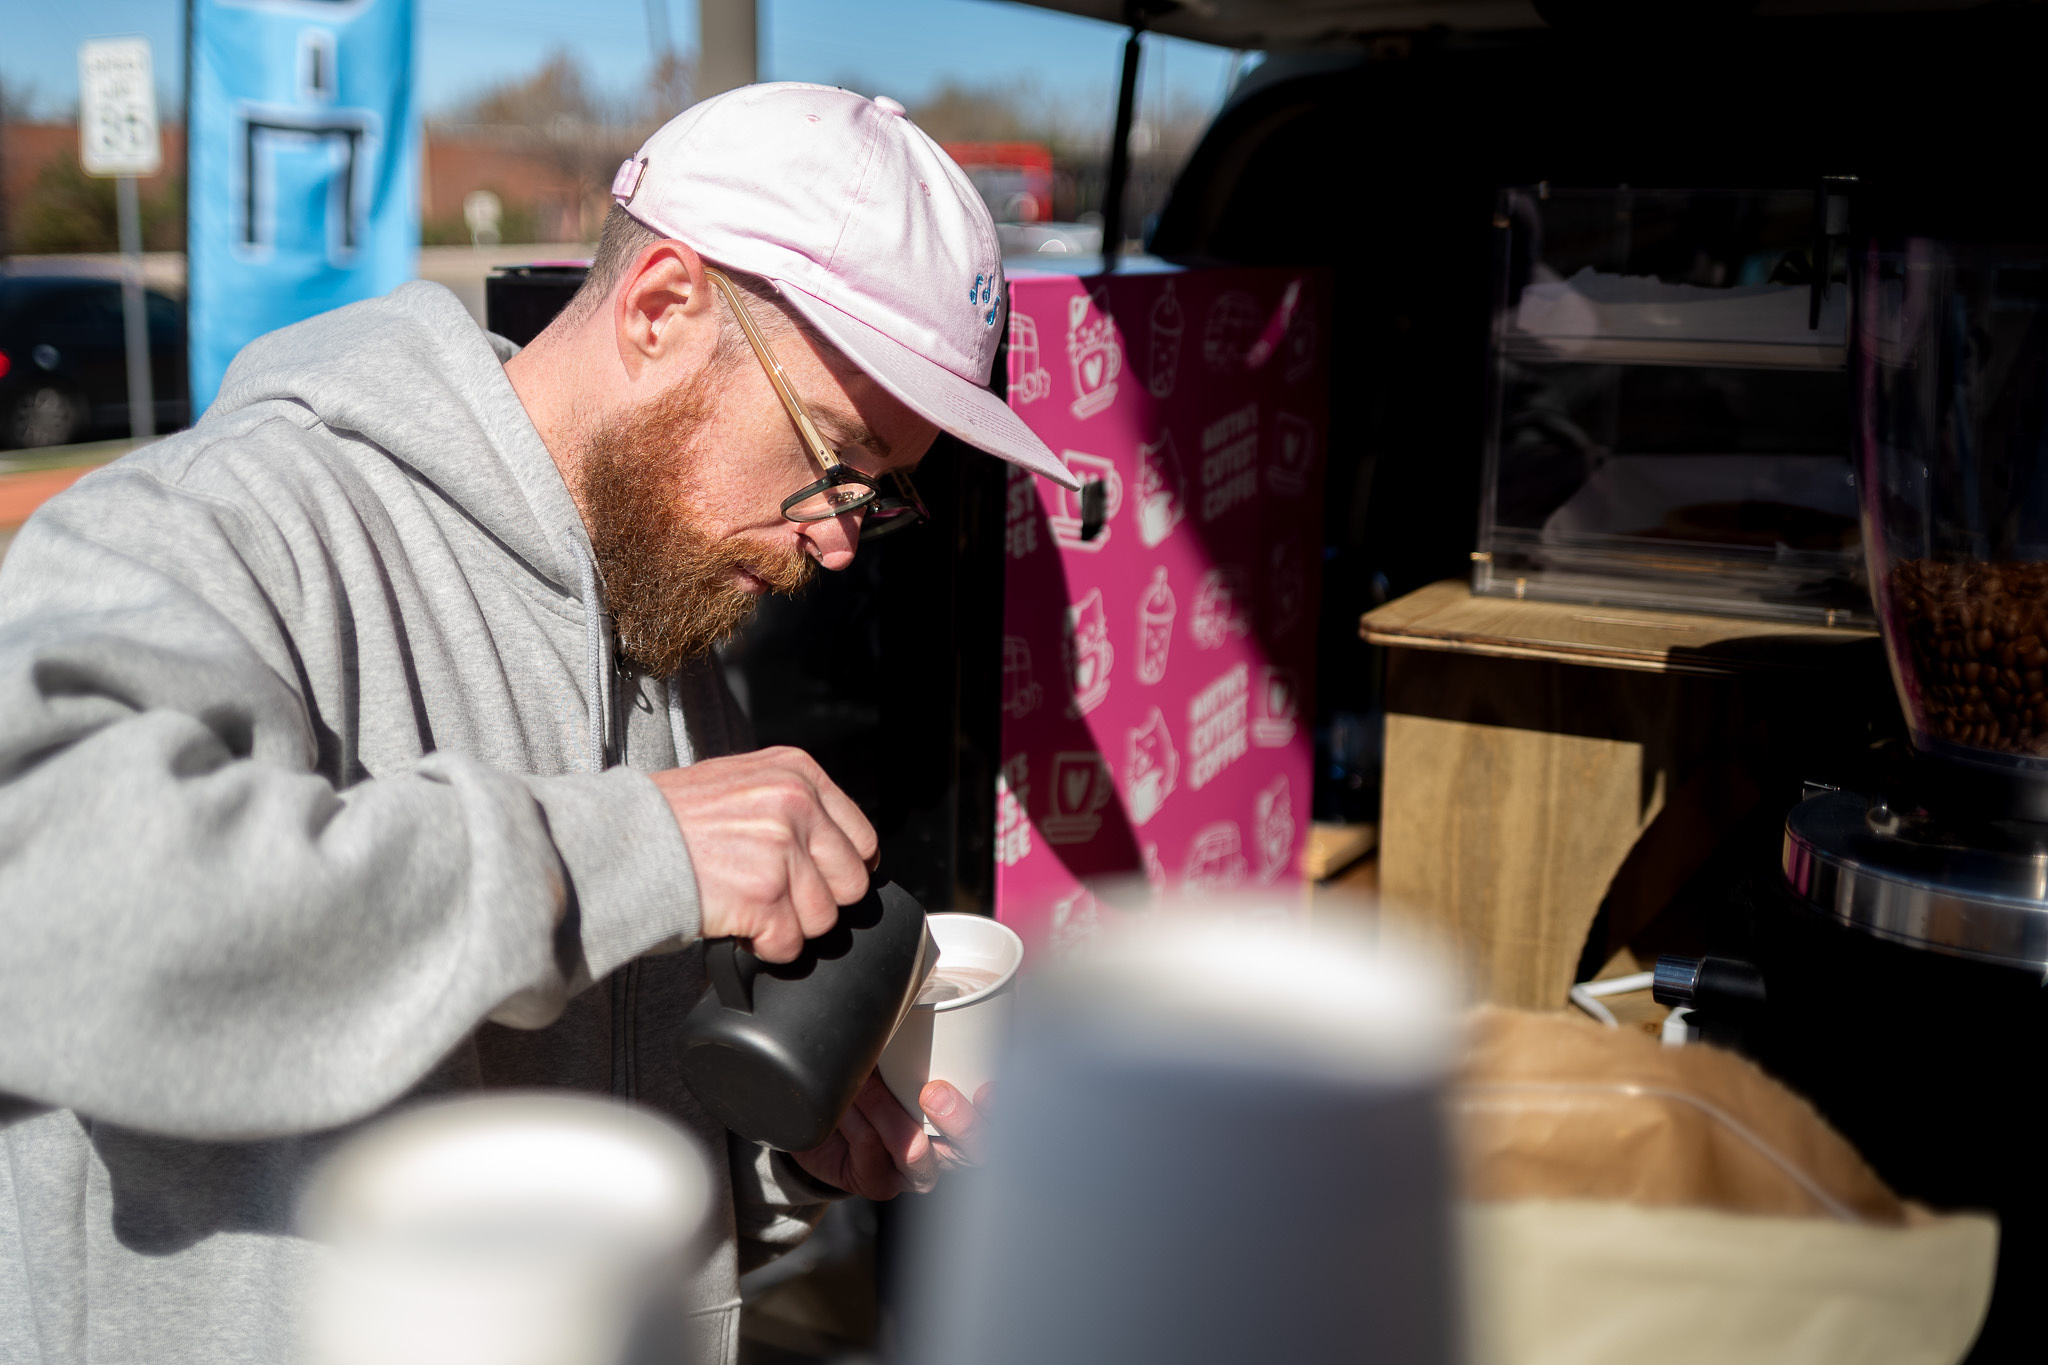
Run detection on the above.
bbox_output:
[739,542,816,594]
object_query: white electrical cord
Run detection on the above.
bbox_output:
[1567,971,1658,1028]
[1662,1006,1696,1047]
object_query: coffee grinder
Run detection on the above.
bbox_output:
[1764,239,2048,1363]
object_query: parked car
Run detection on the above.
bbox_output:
[0,275,187,449]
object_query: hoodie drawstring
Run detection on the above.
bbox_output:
[564,535,608,775]
[666,676,694,767]
[564,533,644,1103]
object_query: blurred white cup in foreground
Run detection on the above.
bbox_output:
[902,906,1460,1365]
[298,1093,714,1365]
[880,912,1025,1131]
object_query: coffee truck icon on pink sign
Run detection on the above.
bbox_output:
[1192,567,1252,649]
[1007,311,1052,405]
[1002,636,1043,719]
[1184,822,1247,893]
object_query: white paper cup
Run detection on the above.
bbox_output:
[880,913,1025,1133]
[298,1094,715,1365]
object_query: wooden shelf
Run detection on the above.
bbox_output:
[1361,578,1876,679]
[1304,821,1378,881]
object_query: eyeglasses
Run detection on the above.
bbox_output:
[704,266,928,541]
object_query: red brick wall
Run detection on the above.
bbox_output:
[3,122,187,207]
[423,132,606,242]
[3,122,604,246]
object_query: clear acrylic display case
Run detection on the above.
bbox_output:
[1474,186,1869,625]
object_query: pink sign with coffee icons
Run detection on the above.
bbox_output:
[995,267,1329,953]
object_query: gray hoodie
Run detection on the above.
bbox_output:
[0,281,841,1365]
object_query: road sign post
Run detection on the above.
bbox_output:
[78,37,162,442]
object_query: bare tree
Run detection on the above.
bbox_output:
[901,75,1215,229]
[638,50,696,127]
[432,48,697,240]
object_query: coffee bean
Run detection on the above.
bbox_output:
[1895,559,2048,757]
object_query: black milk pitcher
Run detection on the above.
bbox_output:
[678,880,936,1152]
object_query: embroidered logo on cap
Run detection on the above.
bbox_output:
[972,272,1002,327]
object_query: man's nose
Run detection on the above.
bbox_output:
[802,511,861,571]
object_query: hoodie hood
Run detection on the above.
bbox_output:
[208,281,590,597]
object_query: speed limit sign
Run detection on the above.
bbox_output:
[78,37,162,178]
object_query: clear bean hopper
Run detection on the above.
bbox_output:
[1786,240,2048,967]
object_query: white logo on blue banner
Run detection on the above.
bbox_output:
[188,0,417,410]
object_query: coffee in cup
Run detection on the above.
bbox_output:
[880,913,1024,1132]
[916,964,1008,1005]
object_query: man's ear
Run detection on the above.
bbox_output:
[614,240,717,379]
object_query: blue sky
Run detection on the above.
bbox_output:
[4,0,1241,124]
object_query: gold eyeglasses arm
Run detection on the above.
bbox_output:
[704,266,842,472]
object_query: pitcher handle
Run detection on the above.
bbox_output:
[706,938,757,1013]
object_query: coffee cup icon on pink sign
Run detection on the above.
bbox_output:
[1136,567,1176,685]
[1254,774,1296,884]
[1050,884,1102,951]
[1135,431,1185,549]
[1066,291,1122,419]
[1142,842,1168,896]
[1252,666,1299,747]
[1269,413,1314,496]
[1047,452,1123,552]
[1043,751,1114,845]
[1124,707,1179,827]
[1064,588,1114,717]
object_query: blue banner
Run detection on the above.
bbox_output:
[188,0,417,411]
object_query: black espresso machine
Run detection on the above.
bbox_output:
[1750,239,2048,1364]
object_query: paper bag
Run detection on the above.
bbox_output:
[1455,1009,1997,1365]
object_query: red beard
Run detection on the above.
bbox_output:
[574,370,815,676]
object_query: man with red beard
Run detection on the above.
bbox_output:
[0,84,1077,1365]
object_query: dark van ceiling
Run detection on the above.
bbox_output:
[1010,0,1989,49]
[1001,0,1540,48]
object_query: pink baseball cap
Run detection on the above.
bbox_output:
[611,82,1080,491]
